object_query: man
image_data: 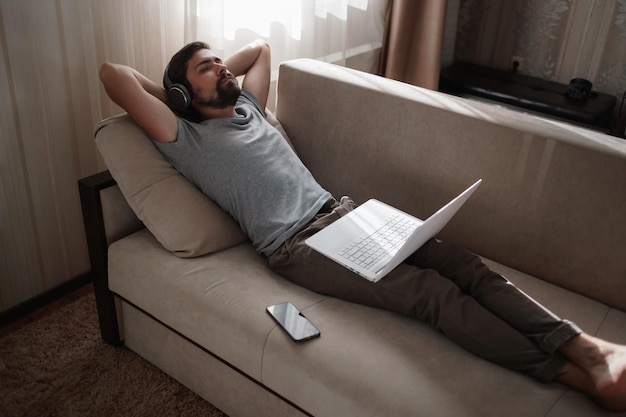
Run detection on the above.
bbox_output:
[100,40,626,410]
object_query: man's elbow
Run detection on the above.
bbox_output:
[100,61,120,83]
[261,40,270,56]
[255,40,271,66]
[258,39,270,50]
[99,62,128,103]
[252,39,270,55]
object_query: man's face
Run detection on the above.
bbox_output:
[186,49,241,109]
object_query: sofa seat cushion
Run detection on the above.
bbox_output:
[263,270,624,417]
[108,229,625,416]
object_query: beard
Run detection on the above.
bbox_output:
[197,74,241,109]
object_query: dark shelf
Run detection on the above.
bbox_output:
[439,62,617,132]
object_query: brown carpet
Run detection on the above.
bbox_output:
[0,284,227,417]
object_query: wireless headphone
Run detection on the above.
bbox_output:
[163,64,192,110]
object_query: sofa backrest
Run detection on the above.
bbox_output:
[276,59,626,310]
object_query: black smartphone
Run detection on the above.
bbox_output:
[266,302,321,342]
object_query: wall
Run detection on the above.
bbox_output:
[454,0,626,129]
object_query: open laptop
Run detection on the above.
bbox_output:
[306,179,482,282]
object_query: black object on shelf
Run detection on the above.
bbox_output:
[439,62,617,132]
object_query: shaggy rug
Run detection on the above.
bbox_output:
[0,284,226,417]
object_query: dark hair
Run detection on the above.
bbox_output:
[165,41,210,121]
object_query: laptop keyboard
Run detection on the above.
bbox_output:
[337,214,419,270]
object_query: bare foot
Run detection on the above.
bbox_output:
[559,334,626,410]
[589,343,626,396]
[587,341,626,411]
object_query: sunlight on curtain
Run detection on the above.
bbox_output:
[0,0,386,312]
[194,0,386,77]
[316,0,371,19]
[222,1,303,40]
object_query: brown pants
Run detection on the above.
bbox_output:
[267,197,582,382]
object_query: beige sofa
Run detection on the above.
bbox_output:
[79,59,626,417]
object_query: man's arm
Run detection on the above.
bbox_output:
[225,39,271,110]
[99,62,177,143]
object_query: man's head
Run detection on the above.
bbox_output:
[164,41,241,120]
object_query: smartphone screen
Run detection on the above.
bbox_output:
[266,302,321,342]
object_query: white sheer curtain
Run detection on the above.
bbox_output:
[0,0,386,312]
[194,0,386,107]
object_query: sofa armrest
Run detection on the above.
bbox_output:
[78,170,143,345]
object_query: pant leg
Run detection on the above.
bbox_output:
[407,239,582,354]
[267,199,577,381]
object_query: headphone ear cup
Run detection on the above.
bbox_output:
[166,84,192,110]
[163,65,192,110]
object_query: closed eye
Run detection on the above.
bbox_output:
[196,58,216,73]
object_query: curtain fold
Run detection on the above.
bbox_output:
[378,0,447,89]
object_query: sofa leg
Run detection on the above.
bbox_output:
[78,171,122,346]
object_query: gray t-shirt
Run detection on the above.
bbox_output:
[155,90,332,256]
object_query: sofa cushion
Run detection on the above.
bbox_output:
[108,228,625,416]
[107,229,328,381]
[94,114,248,257]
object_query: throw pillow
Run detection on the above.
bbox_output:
[94,113,249,257]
